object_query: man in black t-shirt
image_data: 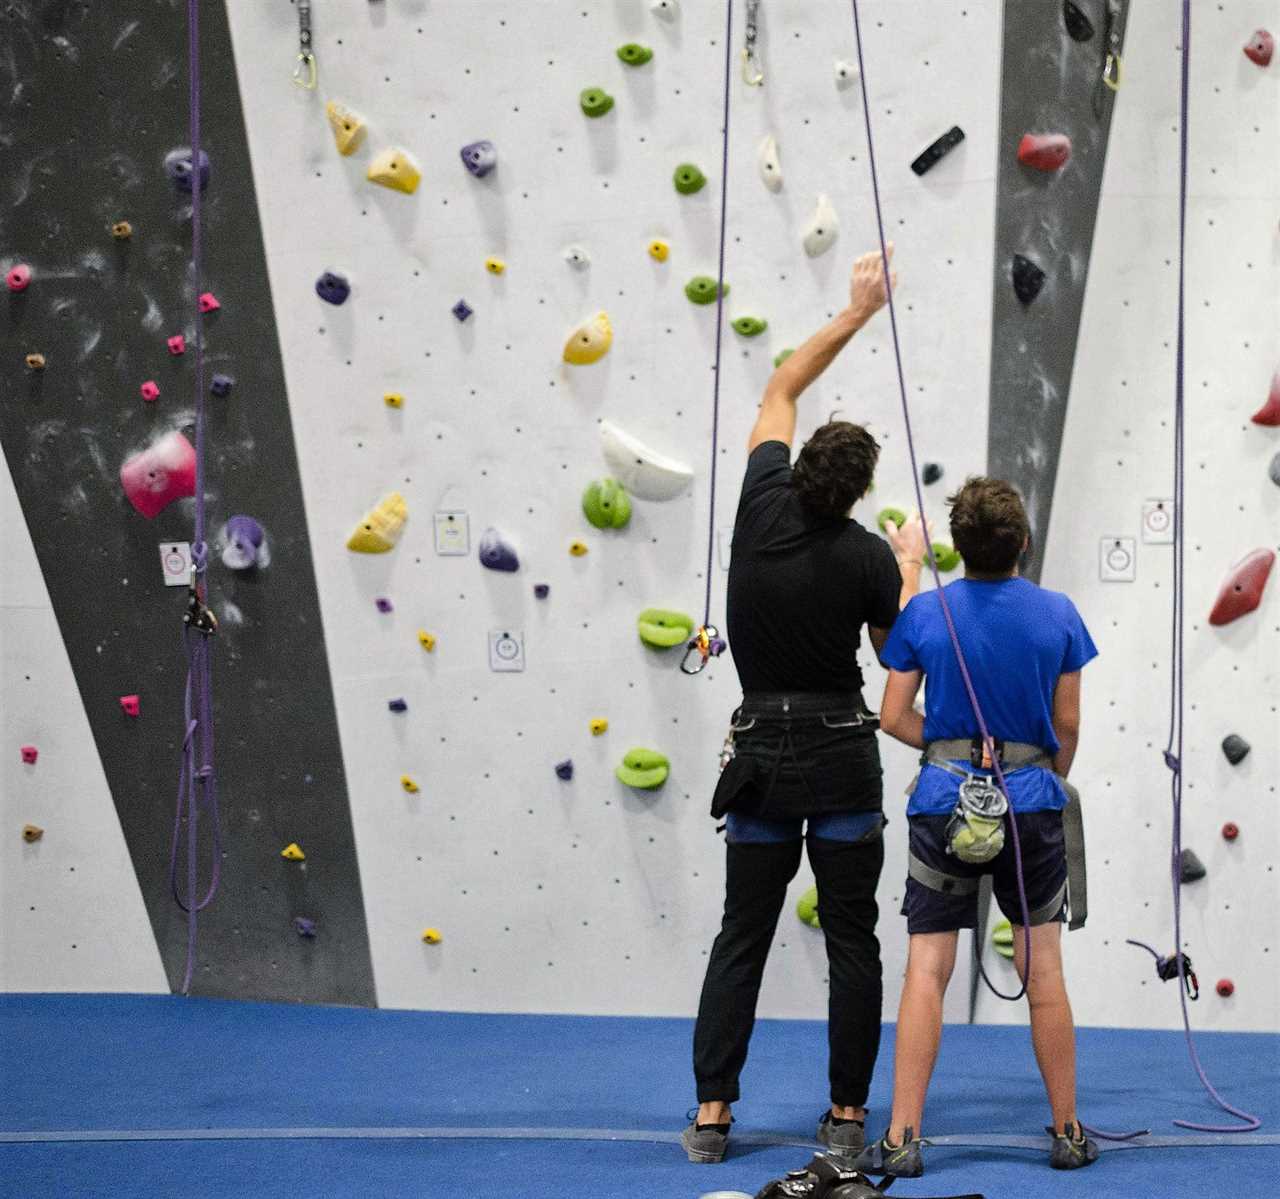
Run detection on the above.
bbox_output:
[683,247,929,1166]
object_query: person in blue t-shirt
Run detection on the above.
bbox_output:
[855,477,1101,1179]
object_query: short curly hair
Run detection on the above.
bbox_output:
[947,477,1030,574]
[792,421,880,520]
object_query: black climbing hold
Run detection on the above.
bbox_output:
[534,583,550,599]
[388,698,408,713]
[922,462,943,485]
[1221,734,1251,766]
[1179,848,1206,884]
[1011,254,1046,304]
[910,126,965,177]
[555,759,574,781]
[1062,1,1094,41]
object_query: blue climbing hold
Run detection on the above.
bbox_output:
[452,299,474,322]
[293,917,317,938]
[555,759,574,781]
[164,146,210,193]
[315,271,350,305]
[460,140,497,178]
[210,373,234,397]
[479,528,519,572]
[388,698,408,713]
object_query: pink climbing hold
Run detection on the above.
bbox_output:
[1243,29,1273,67]
[1251,371,1280,426]
[6,264,32,292]
[167,334,186,355]
[119,694,141,717]
[1208,548,1275,626]
[198,291,221,313]
[20,746,38,765]
[140,380,160,402]
[1017,133,1072,172]
[119,430,197,519]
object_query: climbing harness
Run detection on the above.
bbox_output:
[1126,940,1199,1002]
[1092,0,1124,117]
[742,0,764,86]
[681,623,727,674]
[168,0,223,997]
[292,0,317,89]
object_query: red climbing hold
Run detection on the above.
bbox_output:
[20,746,38,765]
[1017,133,1072,171]
[119,694,141,717]
[1243,29,1273,67]
[1215,979,1234,998]
[198,291,221,313]
[120,431,197,518]
[167,334,186,355]
[6,264,32,292]
[1222,822,1239,841]
[1208,548,1275,626]
[1251,371,1280,426]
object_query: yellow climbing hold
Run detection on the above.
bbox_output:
[367,147,421,194]
[22,824,44,843]
[421,927,443,944]
[562,311,612,365]
[648,239,670,262]
[281,842,305,862]
[325,100,367,156]
[401,775,420,794]
[417,630,437,652]
[590,718,609,736]
[569,540,589,557]
[484,257,506,275]
[347,492,408,553]
[383,392,404,408]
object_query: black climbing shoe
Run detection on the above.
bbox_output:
[816,1110,866,1159]
[853,1126,925,1178]
[681,1108,731,1163]
[1048,1121,1099,1170]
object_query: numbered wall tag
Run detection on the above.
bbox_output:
[489,630,525,672]
[434,510,470,555]
[159,541,192,587]
[1141,499,1174,544]
[1099,537,1136,582]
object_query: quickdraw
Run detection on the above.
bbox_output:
[292,0,317,89]
[1093,0,1124,116]
[742,0,764,86]
[1126,940,1199,1002]
[681,624,727,675]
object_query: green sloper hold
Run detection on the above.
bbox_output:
[685,275,728,305]
[928,542,962,572]
[580,87,615,117]
[616,748,670,789]
[877,507,907,533]
[796,886,821,929]
[732,316,767,337]
[773,349,794,367]
[673,163,707,194]
[617,43,653,66]
[582,478,632,529]
[992,919,1015,959]
[637,608,694,648]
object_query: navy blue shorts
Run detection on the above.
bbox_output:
[901,810,1068,935]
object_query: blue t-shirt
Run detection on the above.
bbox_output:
[880,577,1098,815]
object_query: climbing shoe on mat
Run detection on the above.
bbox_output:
[853,1126,925,1177]
[816,1110,866,1158]
[681,1111,731,1163]
[1048,1122,1099,1170]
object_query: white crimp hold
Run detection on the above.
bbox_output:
[757,135,783,192]
[802,193,839,257]
[651,0,680,20]
[563,244,590,269]
[834,59,859,88]
[599,420,694,502]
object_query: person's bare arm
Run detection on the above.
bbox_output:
[1051,671,1082,777]
[748,246,897,452]
[880,668,926,749]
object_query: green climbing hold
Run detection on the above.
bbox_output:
[637,608,695,649]
[929,543,962,572]
[582,478,632,530]
[732,316,768,338]
[617,43,653,66]
[685,275,728,305]
[673,163,707,195]
[877,507,907,533]
[796,886,821,929]
[773,349,794,367]
[992,919,1015,960]
[580,87,615,118]
[616,748,670,790]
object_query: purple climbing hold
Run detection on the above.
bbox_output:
[555,759,574,781]
[534,583,550,599]
[210,373,234,397]
[479,528,519,572]
[164,146,210,193]
[221,515,265,570]
[460,140,497,178]
[293,916,317,938]
[452,299,474,322]
[375,597,394,613]
[389,698,408,713]
[315,271,351,305]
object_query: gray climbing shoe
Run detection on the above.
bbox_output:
[853,1126,925,1178]
[1048,1122,1099,1170]
[815,1110,866,1159]
[681,1112,730,1163]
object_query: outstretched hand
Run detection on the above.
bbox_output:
[884,511,932,567]
[849,244,898,325]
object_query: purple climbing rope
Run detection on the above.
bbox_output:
[168,0,222,996]
[1162,0,1260,1135]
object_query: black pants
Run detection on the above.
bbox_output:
[692,831,885,1107]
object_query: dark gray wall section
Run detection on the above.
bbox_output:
[989,0,1128,581]
[0,1,376,1006]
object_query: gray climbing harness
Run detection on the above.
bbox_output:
[742,0,764,85]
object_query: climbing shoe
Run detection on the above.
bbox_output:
[853,1126,925,1178]
[815,1110,866,1159]
[681,1108,731,1163]
[1048,1122,1099,1170]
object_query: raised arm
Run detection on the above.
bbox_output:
[748,245,897,452]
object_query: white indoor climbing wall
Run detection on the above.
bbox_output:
[0,459,168,994]
[976,1,1280,1033]
[225,0,1002,1021]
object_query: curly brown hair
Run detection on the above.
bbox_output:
[947,477,1030,574]
[792,421,880,520]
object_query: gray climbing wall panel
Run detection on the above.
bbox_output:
[0,1,375,1005]
[989,0,1129,581]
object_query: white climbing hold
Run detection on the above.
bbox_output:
[757,135,783,192]
[563,244,590,269]
[651,0,679,20]
[834,59,859,88]
[599,420,693,502]
[801,193,839,257]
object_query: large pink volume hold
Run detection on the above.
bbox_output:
[120,430,197,518]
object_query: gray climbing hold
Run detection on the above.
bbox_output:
[460,140,497,177]
[685,275,728,305]
[922,462,944,485]
[1179,848,1206,884]
[1269,451,1280,488]
[479,528,519,572]
[1221,735,1251,766]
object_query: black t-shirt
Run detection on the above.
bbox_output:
[726,440,902,693]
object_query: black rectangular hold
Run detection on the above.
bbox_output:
[911,126,966,176]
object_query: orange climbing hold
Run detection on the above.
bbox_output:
[1251,371,1280,426]
[22,824,44,843]
[1208,548,1274,626]
[1017,132,1072,171]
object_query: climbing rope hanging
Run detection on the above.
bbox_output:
[169,0,223,996]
